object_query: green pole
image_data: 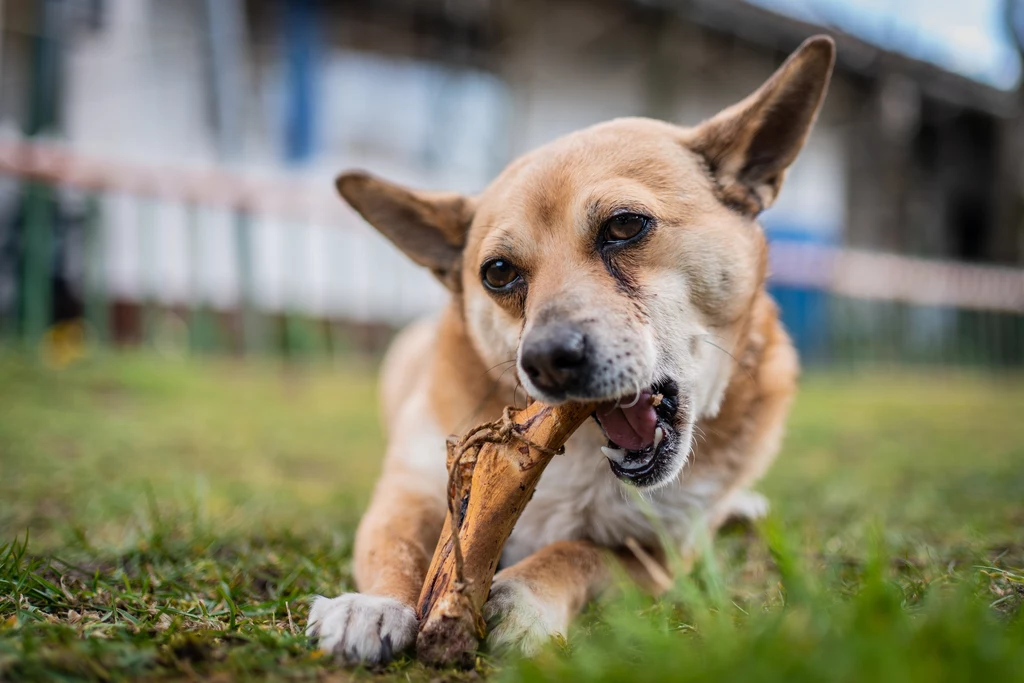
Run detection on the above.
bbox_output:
[138,198,156,346]
[19,0,61,350]
[235,210,262,355]
[83,194,109,347]
[187,203,215,353]
[284,222,313,360]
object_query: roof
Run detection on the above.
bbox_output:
[649,0,1021,117]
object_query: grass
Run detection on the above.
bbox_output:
[1,351,1022,681]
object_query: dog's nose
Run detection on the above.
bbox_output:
[521,324,589,394]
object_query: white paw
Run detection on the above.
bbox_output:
[306,593,417,665]
[482,577,565,657]
[723,489,770,523]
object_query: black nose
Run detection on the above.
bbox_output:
[520,324,589,394]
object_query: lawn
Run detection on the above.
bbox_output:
[1,352,1022,681]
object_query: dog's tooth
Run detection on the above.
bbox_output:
[653,427,664,449]
[601,446,626,463]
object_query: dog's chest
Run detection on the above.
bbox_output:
[501,421,720,566]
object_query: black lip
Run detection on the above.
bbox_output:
[607,428,671,483]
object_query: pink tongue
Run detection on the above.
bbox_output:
[596,391,657,451]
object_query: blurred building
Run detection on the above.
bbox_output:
[0,0,1022,356]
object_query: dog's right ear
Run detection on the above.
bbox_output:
[336,171,474,291]
[687,35,835,216]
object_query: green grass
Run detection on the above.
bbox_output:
[1,352,1022,681]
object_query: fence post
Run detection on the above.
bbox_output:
[235,209,262,355]
[186,204,212,353]
[83,193,109,347]
[21,182,52,349]
[284,220,305,359]
[20,0,61,350]
[138,197,157,346]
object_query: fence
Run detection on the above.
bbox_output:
[1,138,1023,367]
[769,243,1024,368]
[0,137,445,360]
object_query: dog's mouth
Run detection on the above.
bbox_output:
[593,379,681,487]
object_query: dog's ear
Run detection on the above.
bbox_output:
[688,35,835,215]
[336,171,474,291]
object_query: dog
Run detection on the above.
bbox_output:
[307,36,834,664]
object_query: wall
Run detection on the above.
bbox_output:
[30,0,853,326]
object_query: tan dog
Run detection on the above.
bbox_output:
[308,36,834,664]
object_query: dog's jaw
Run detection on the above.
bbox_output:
[599,383,694,490]
[507,323,733,491]
[632,418,694,491]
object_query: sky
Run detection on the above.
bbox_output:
[748,0,1022,90]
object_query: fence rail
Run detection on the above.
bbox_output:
[770,243,1024,314]
[0,138,339,220]
[1,138,1023,366]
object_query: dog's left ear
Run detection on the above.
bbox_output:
[688,35,835,215]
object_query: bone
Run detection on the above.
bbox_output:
[416,400,596,667]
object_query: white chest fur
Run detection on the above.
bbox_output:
[501,420,722,566]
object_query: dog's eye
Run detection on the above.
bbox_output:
[481,259,522,291]
[601,213,650,245]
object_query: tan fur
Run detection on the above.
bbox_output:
[307,36,835,664]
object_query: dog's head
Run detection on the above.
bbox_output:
[339,37,834,488]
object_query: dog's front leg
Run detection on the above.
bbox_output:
[307,463,445,665]
[483,540,668,656]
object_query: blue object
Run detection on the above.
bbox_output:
[764,224,833,363]
[284,0,317,164]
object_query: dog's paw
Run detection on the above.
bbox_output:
[482,577,565,657]
[722,489,769,523]
[306,593,417,665]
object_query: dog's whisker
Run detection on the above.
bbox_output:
[700,338,755,382]
[455,358,518,433]
[684,428,697,465]
[691,423,708,446]
[513,379,527,410]
[496,362,519,386]
[481,358,517,377]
